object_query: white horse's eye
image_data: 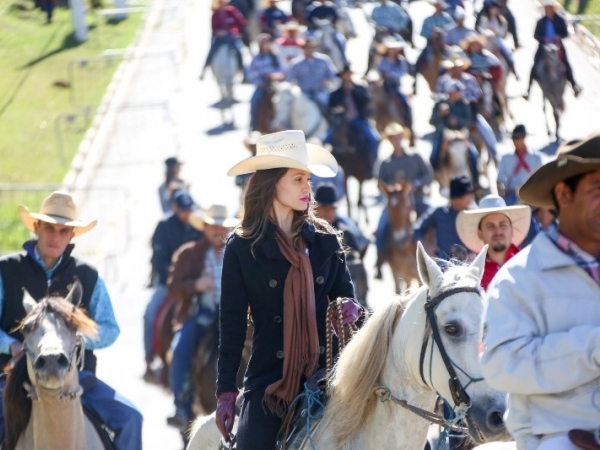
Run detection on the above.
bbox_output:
[444,323,461,336]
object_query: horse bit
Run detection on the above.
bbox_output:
[374,286,484,434]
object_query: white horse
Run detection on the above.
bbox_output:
[187,243,512,449]
[336,5,357,39]
[210,42,238,125]
[314,18,346,72]
[271,82,328,141]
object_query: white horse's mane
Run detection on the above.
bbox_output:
[324,261,480,449]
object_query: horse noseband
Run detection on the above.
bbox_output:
[418,286,483,408]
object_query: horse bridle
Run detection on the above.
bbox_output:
[22,332,85,373]
[418,286,485,409]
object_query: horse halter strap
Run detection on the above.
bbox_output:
[419,286,483,408]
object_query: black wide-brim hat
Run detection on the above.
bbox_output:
[519,131,600,209]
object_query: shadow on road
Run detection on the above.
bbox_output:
[206,123,236,135]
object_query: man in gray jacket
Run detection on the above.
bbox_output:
[481,132,600,450]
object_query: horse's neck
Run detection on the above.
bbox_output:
[27,370,86,450]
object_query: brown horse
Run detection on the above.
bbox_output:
[369,79,416,147]
[254,82,276,134]
[414,28,446,94]
[328,114,375,225]
[380,182,421,293]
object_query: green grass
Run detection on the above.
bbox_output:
[561,0,600,36]
[0,0,144,252]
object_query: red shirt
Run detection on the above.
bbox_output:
[481,244,520,291]
[211,6,247,36]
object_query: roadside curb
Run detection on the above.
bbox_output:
[61,1,166,194]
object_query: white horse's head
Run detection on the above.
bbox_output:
[272,82,327,140]
[398,243,510,443]
[20,282,97,392]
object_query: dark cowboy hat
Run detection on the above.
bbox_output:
[336,64,352,77]
[511,124,527,139]
[519,131,600,209]
[165,156,183,167]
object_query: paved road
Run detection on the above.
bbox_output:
[68,0,600,448]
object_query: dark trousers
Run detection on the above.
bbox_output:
[529,44,577,88]
[237,388,282,450]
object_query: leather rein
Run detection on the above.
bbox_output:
[375,286,484,434]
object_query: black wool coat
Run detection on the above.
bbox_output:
[217,221,356,396]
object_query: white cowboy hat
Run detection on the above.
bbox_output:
[279,21,307,33]
[227,130,338,177]
[541,0,562,9]
[456,195,531,253]
[188,205,239,231]
[18,191,97,237]
[441,56,472,70]
[429,0,449,7]
[383,122,405,138]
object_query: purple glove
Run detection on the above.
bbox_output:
[331,298,363,332]
[216,391,237,442]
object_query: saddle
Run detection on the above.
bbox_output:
[569,429,600,450]
[275,368,329,450]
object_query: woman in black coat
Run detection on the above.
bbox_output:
[215,130,362,449]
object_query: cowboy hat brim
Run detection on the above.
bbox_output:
[441,58,472,70]
[19,206,97,237]
[460,34,486,50]
[227,143,338,178]
[519,156,600,209]
[429,0,449,6]
[456,205,531,254]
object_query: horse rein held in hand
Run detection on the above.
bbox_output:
[375,286,484,434]
[325,298,358,377]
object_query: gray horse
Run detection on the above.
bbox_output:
[532,43,567,142]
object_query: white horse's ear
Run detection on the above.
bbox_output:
[65,280,83,307]
[416,241,443,288]
[23,290,37,314]
[469,245,489,282]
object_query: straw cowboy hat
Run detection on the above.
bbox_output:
[429,0,449,7]
[279,21,307,33]
[19,191,97,237]
[188,205,240,231]
[541,0,562,10]
[519,131,600,209]
[442,55,472,70]
[461,33,487,50]
[383,122,406,139]
[377,36,406,54]
[456,195,531,253]
[227,130,338,177]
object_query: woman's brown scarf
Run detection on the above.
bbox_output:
[264,227,320,417]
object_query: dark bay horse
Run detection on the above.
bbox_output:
[414,28,446,95]
[369,79,416,147]
[534,43,567,142]
[328,114,375,225]
[255,82,276,134]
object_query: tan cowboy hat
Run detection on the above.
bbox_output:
[279,21,307,33]
[383,122,406,139]
[519,131,600,209]
[441,56,472,70]
[19,191,97,237]
[460,32,487,50]
[456,195,531,253]
[188,205,239,231]
[227,130,338,177]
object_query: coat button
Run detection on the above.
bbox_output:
[269,279,278,288]
[319,346,325,354]
[316,276,324,285]
[274,316,282,323]
[276,351,284,359]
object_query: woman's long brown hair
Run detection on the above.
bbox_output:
[235,168,336,252]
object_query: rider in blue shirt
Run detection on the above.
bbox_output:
[526,0,581,98]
